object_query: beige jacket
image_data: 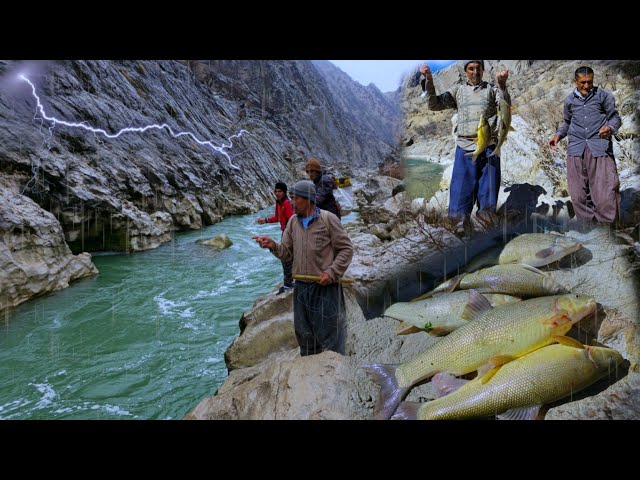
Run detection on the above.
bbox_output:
[271,208,353,282]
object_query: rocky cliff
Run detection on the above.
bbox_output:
[0,180,98,312]
[0,60,399,312]
[311,60,402,148]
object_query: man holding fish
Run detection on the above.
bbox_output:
[420,60,512,236]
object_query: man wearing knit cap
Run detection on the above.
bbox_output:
[305,158,341,218]
[419,60,511,236]
[253,180,353,356]
[549,66,622,225]
[256,181,294,294]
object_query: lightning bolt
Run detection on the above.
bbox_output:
[19,74,248,175]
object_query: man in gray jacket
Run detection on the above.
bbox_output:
[253,180,353,356]
[549,66,622,224]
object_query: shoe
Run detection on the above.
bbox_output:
[276,285,292,295]
[454,219,473,238]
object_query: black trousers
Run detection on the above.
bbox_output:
[282,259,293,287]
[293,282,345,356]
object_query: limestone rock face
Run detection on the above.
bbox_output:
[186,351,353,420]
[0,189,98,313]
[0,59,399,305]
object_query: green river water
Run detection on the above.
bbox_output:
[0,206,356,420]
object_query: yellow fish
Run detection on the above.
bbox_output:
[385,290,520,336]
[498,233,583,267]
[414,264,568,301]
[464,115,491,163]
[363,293,596,420]
[489,98,514,158]
[393,343,623,420]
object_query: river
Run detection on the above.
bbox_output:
[0,206,355,419]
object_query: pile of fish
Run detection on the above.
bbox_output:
[364,232,624,420]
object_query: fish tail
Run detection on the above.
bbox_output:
[362,363,409,420]
[391,401,423,420]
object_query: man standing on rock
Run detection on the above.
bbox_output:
[253,180,353,356]
[305,158,341,219]
[549,66,622,225]
[420,60,511,236]
[256,181,294,294]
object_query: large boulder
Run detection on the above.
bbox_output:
[186,351,353,420]
[201,233,233,250]
[225,289,296,371]
[0,190,98,314]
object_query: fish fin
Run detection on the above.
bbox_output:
[362,364,410,420]
[410,292,433,302]
[488,354,517,366]
[409,272,466,303]
[551,335,585,349]
[489,147,501,158]
[391,402,422,420]
[395,322,422,335]
[508,125,516,132]
[518,263,547,275]
[477,362,494,378]
[496,405,541,421]
[535,247,556,259]
[460,289,493,320]
[479,366,502,384]
[432,373,470,398]
[428,326,452,337]
[412,275,465,302]
[445,273,465,293]
[477,355,515,383]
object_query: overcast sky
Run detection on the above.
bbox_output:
[329,60,455,92]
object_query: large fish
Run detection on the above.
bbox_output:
[464,115,491,164]
[385,290,521,336]
[489,98,513,158]
[363,293,596,420]
[413,264,568,301]
[499,233,583,267]
[393,342,623,420]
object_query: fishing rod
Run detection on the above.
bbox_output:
[293,275,355,284]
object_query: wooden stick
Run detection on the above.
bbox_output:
[293,274,355,284]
